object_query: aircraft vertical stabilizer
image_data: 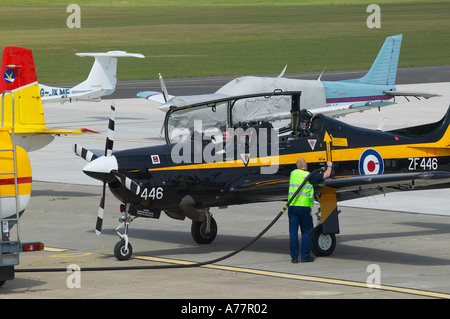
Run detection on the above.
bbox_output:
[352,34,402,86]
[0,47,46,131]
[0,47,91,151]
[72,51,145,95]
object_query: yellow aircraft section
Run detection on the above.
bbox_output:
[0,129,32,197]
[0,128,32,219]
[1,83,85,135]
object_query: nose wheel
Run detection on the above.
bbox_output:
[114,240,133,261]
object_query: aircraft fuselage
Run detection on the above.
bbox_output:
[86,112,450,218]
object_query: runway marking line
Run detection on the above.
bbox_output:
[134,255,450,299]
[39,248,450,298]
[43,247,67,252]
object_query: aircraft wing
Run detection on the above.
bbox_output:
[384,90,440,99]
[224,170,450,203]
[310,100,396,118]
[320,171,450,201]
[15,126,97,135]
[223,174,289,203]
[137,91,229,112]
[157,93,230,112]
[41,89,106,104]
[228,175,289,192]
[137,90,165,100]
[137,90,175,109]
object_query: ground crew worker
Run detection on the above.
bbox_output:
[288,158,332,263]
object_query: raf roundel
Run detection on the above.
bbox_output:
[3,69,15,83]
[359,149,384,175]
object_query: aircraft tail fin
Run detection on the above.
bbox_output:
[432,106,450,149]
[0,47,92,151]
[0,47,47,132]
[350,34,402,86]
[0,46,37,92]
[393,106,450,150]
[72,51,144,95]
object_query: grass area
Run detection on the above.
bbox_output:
[0,3,448,83]
[3,0,449,6]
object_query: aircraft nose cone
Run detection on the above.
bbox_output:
[83,155,118,182]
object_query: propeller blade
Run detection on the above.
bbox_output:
[95,102,116,235]
[111,171,141,196]
[105,102,115,157]
[159,73,169,103]
[73,144,98,162]
[95,182,106,235]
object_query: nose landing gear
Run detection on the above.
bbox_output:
[113,203,136,261]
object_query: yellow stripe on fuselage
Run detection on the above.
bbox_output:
[332,144,450,162]
[146,152,324,172]
[145,137,450,173]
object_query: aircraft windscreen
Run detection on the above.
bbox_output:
[167,102,228,143]
[166,93,295,144]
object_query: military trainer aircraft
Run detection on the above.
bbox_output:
[74,90,450,261]
[138,34,437,117]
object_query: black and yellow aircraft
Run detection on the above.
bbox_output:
[74,91,450,260]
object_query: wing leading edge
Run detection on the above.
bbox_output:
[320,171,450,201]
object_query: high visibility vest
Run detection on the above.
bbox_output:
[288,169,314,207]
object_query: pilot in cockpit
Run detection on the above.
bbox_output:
[292,109,313,138]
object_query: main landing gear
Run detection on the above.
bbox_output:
[191,209,218,244]
[311,208,337,257]
[311,224,336,256]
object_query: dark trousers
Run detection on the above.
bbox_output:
[288,205,313,260]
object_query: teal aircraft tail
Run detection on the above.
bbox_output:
[346,34,402,86]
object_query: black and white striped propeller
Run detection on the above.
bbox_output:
[95,102,116,235]
[73,102,116,235]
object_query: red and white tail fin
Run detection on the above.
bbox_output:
[0,46,38,92]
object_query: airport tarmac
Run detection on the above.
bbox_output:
[1,81,450,301]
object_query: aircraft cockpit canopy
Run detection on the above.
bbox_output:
[164,91,308,144]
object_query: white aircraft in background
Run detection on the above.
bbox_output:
[138,34,437,117]
[39,51,144,103]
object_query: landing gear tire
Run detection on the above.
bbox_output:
[114,240,133,261]
[311,224,336,256]
[191,217,217,244]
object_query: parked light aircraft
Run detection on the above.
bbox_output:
[75,90,450,261]
[138,34,437,117]
[39,51,144,103]
[0,47,94,151]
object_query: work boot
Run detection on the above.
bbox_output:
[301,256,314,263]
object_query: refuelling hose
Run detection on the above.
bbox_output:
[16,167,324,273]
